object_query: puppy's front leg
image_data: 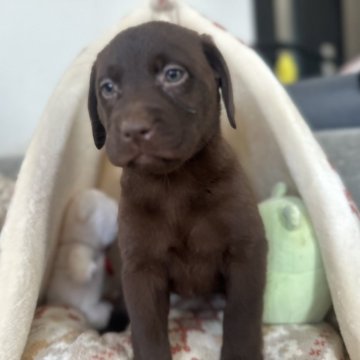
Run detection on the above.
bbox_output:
[122,266,171,360]
[221,254,266,360]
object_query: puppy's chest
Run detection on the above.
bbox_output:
[161,188,228,296]
[166,239,224,296]
[121,171,239,295]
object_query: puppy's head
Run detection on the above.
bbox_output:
[88,21,235,174]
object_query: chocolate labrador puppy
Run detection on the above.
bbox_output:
[88,21,267,360]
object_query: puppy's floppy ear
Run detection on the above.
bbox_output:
[201,35,236,129]
[88,64,106,149]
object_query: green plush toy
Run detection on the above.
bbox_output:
[259,183,332,324]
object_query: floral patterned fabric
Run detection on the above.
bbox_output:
[23,304,346,360]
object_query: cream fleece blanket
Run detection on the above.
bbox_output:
[0,1,359,359]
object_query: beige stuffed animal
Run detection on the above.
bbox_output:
[46,189,118,330]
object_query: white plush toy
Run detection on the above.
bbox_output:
[46,189,118,330]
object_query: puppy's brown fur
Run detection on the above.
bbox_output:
[88,21,267,360]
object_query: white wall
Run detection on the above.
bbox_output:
[0,0,255,156]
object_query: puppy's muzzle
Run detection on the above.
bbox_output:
[121,120,154,143]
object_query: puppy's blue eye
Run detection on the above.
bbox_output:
[162,64,188,84]
[165,68,184,82]
[100,79,117,99]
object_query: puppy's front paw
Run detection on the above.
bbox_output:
[220,345,263,360]
[220,351,263,360]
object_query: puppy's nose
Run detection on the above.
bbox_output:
[121,121,153,142]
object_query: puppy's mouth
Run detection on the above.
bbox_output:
[127,152,182,172]
[106,131,192,173]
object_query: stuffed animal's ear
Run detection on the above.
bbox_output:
[88,64,106,149]
[201,35,236,129]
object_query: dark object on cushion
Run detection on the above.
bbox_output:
[88,21,267,360]
[101,309,129,334]
[287,74,360,130]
